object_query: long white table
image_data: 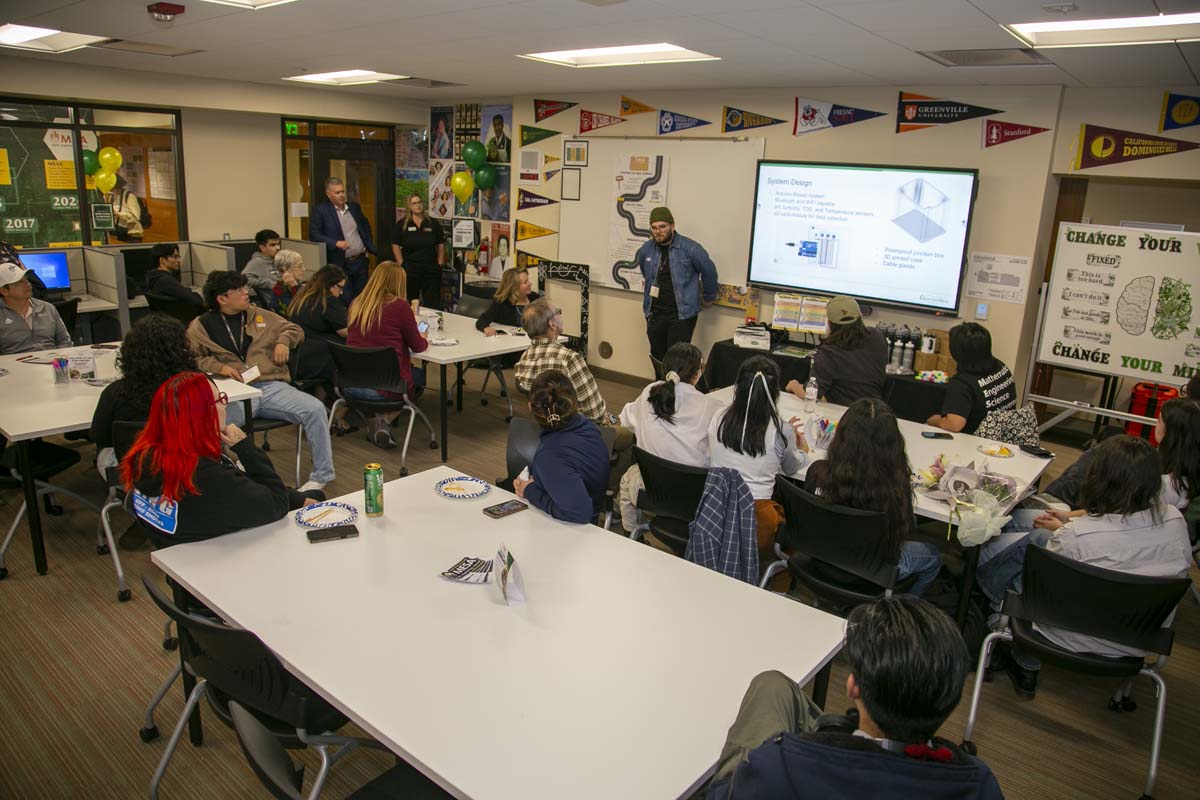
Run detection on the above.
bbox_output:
[419,312,530,462]
[153,465,846,799]
[0,346,258,576]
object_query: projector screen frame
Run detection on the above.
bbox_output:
[745,158,981,316]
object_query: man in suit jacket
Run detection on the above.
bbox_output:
[309,177,374,304]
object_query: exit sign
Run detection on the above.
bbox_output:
[285,122,300,135]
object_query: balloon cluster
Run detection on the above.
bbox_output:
[82,146,123,194]
[450,140,497,203]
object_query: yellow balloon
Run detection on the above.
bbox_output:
[450,170,475,203]
[95,171,117,193]
[98,146,123,172]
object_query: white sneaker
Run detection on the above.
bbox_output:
[298,480,326,493]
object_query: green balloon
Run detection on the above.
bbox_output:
[474,163,497,190]
[462,140,486,170]
[82,149,99,175]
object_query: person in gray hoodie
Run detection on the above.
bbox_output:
[243,228,281,306]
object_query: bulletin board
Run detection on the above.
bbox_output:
[557,137,765,294]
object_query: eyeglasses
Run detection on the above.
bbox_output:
[212,391,229,407]
[225,286,250,296]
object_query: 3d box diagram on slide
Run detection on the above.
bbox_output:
[892,178,949,243]
[783,227,840,268]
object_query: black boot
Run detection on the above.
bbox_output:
[992,643,1039,699]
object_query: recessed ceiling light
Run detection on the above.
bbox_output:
[198,0,300,8]
[283,69,408,86]
[0,23,108,53]
[1005,11,1200,48]
[518,42,719,68]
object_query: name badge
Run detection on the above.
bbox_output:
[649,285,660,298]
[408,226,417,231]
[241,364,261,383]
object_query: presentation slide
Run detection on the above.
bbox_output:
[747,161,978,312]
[21,251,71,291]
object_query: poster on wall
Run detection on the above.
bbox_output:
[428,159,454,219]
[430,106,454,160]
[480,165,510,222]
[481,104,512,163]
[1037,223,1200,385]
[793,97,885,136]
[607,152,668,292]
[490,222,511,272]
[1074,124,1199,170]
[518,150,540,184]
[454,103,481,162]
[395,169,428,220]
[896,92,1001,133]
[1159,92,1200,132]
[965,252,1030,305]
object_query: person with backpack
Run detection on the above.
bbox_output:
[107,173,150,243]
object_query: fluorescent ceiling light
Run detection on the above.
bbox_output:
[518,42,719,68]
[1004,11,1200,48]
[198,0,300,8]
[0,24,108,53]
[283,69,408,86]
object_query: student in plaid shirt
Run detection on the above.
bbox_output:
[516,298,634,494]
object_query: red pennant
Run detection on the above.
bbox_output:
[1075,123,1200,170]
[982,119,1050,148]
[534,99,576,122]
[580,109,626,134]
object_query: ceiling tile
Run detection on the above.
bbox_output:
[880,25,1028,51]
[966,0,1159,24]
[1046,42,1195,87]
[708,6,865,37]
[814,0,995,31]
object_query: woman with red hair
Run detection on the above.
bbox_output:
[122,371,322,547]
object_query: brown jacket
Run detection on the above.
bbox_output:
[187,305,305,383]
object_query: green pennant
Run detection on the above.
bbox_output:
[520,125,560,147]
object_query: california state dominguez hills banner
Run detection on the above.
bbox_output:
[896,92,1001,133]
[1075,124,1200,170]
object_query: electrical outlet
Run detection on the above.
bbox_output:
[223,233,231,240]
[975,302,989,320]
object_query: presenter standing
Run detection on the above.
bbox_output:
[636,207,719,362]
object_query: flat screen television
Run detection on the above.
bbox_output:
[746,160,980,314]
[20,251,71,292]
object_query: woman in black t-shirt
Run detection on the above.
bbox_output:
[926,322,1016,435]
[391,193,446,311]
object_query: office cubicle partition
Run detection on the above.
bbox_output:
[281,238,324,272]
[82,248,130,335]
[190,242,235,290]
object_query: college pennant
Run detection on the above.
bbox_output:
[793,97,886,136]
[543,153,560,166]
[620,96,655,116]
[516,220,557,241]
[517,188,558,211]
[1075,123,1200,170]
[534,99,576,122]
[896,92,1001,133]
[579,109,626,134]
[658,109,710,134]
[722,106,786,133]
[520,125,560,147]
[543,169,561,182]
[982,119,1050,148]
[1159,92,1200,131]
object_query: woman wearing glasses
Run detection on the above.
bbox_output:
[121,371,324,548]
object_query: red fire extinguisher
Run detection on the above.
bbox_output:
[478,238,490,275]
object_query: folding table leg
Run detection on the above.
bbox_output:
[439,363,449,462]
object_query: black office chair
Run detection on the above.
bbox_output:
[960,546,1190,800]
[141,575,388,800]
[144,294,205,325]
[649,355,665,382]
[0,440,100,581]
[50,296,80,336]
[447,292,515,421]
[496,417,541,491]
[328,343,436,477]
[761,476,917,606]
[629,446,710,556]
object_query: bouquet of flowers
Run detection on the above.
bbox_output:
[914,455,1019,543]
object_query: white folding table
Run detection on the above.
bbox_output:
[418,313,529,462]
[153,465,846,800]
[0,345,258,577]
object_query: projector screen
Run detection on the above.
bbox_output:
[747,160,979,314]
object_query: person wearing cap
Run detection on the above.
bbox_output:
[786,295,887,407]
[0,261,73,355]
[0,241,50,300]
[634,207,719,362]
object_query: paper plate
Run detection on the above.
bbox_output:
[294,501,358,528]
[976,444,1015,458]
[434,476,491,500]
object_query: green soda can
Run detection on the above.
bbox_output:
[364,463,384,517]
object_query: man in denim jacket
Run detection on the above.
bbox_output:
[635,207,719,361]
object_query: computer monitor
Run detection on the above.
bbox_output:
[20,252,71,292]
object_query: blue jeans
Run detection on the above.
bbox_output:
[342,366,426,402]
[341,255,369,306]
[976,528,1052,608]
[898,540,942,597]
[226,380,335,484]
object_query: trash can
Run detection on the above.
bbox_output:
[1125,382,1179,445]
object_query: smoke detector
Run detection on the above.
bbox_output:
[148,3,186,22]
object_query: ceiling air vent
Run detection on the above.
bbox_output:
[93,39,202,57]
[919,48,1054,68]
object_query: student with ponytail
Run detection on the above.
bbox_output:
[708,356,808,550]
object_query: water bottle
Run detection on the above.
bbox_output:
[902,340,915,371]
[804,376,819,414]
[889,338,904,369]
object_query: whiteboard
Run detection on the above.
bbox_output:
[558,138,765,292]
[1036,222,1200,384]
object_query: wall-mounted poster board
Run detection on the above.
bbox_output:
[1035,222,1199,388]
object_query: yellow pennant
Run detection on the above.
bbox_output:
[620,96,655,116]
[516,220,557,241]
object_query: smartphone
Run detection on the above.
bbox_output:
[306,523,359,543]
[90,343,119,350]
[921,431,953,439]
[494,329,509,335]
[483,499,528,519]
[417,321,429,334]
[1019,443,1055,459]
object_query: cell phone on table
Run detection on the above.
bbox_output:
[494,329,508,335]
[417,321,429,334]
[921,431,953,439]
[90,344,119,350]
[306,524,359,543]
[483,499,528,519]
[1019,443,1054,459]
